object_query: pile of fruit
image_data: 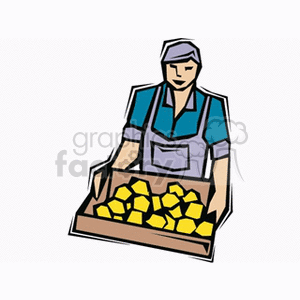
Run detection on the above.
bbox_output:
[93,177,214,237]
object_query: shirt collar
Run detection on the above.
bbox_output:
[163,85,196,111]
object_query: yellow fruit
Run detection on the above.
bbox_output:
[185,203,203,219]
[176,218,196,234]
[108,199,125,214]
[115,186,132,201]
[96,205,111,219]
[164,215,175,231]
[195,222,213,237]
[161,193,180,208]
[182,191,198,203]
[127,210,143,225]
[146,215,166,228]
[169,205,182,219]
[152,196,161,211]
[131,180,149,196]
[95,178,212,238]
[168,184,184,197]
[134,196,150,212]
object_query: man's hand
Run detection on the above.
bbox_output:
[207,191,226,222]
[93,172,102,199]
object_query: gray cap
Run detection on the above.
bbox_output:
[161,41,201,64]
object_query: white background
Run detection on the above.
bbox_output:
[1,1,299,299]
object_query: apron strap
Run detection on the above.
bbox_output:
[199,95,212,133]
[142,84,162,129]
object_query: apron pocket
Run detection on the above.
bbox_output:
[150,141,190,171]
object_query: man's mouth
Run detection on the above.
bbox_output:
[173,80,185,86]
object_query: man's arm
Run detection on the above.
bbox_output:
[207,157,229,223]
[93,141,140,198]
[112,140,140,169]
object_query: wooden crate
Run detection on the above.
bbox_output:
[72,169,214,259]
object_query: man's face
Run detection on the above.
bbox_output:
[166,59,198,90]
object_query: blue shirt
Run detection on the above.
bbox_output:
[126,83,229,145]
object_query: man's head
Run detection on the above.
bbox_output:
[161,41,202,90]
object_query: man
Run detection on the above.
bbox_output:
[93,40,230,225]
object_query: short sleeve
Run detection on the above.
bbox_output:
[205,97,230,159]
[122,86,156,142]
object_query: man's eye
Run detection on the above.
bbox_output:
[170,64,176,68]
[185,66,193,70]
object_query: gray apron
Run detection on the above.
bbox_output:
[141,85,211,180]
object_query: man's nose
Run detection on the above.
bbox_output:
[176,66,184,77]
